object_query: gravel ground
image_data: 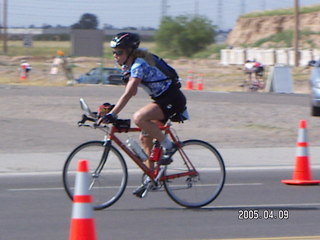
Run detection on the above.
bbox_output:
[1,84,319,156]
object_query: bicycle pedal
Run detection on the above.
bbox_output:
[133,191,145,198]
[133,185,148,198]
[133,188,144,196]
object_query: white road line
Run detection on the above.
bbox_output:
[209,202,320,209]
[2,165,320,177]
[214,236,320,240]
[225,182,263,186]
[227,166,320,171]
[7,186,320,210]
[8,187,64,191]
[7,182,262,192]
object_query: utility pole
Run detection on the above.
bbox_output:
[194,0,199,16]
[161,0,168,19]
[261,0,266,11]
[3,0,7,54]
[240,0,246,15]
[217,0,223,30]
[294,0,300,67]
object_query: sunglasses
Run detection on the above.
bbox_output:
[112,50,124,56]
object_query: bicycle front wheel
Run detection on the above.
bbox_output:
[63,141,128,210]
[164,139,226,208]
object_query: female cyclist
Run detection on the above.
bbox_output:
[97,32,188,195]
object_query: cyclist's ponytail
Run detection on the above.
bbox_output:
[132,48,155,66]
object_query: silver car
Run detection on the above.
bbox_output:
[75,67,123,85]
[309,61,320,116]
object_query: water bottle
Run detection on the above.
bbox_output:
[149,140,162,162]
[126,137,148,162]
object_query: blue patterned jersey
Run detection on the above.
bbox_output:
[130,58,172,97]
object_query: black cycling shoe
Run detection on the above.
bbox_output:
[133,175,160,198]
[159,144,177,165]
[159,158,173,165]
[133,176,152,198]
[133,183,158,198]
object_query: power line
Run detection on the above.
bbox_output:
[4,0,319,30]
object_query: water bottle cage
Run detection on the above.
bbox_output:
[149,146,162,162]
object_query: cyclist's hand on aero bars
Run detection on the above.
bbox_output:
[97,103,115,117]
[97,113,117,125]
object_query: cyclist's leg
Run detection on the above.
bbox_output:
[140,119,167,169]
[134,103,176,163]
[132,104,167,197]
[135,89,186,155]
[139,131,154,169]
[133,103,167,145]
[247,71,252,82]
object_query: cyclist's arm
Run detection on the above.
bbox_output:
[111,77,141,115]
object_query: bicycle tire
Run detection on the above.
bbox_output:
[62,141,128,210]
[163,139,226,208]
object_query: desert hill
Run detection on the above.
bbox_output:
[227,7,320,48]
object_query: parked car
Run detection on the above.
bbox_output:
[75,67,123,85]
[309,61,320,116]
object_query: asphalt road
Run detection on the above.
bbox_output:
[1,170,320,240]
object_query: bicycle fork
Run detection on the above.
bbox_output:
[89,139,112,190]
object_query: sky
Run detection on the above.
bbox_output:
[4,0,320,30]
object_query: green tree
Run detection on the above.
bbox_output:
[155,15,216,57]
[71,13,99,29]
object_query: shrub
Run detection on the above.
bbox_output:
[155,15,216,57]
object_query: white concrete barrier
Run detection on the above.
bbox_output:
[276,49,289,65]
[300,49,313,66]
[220,48,320,66]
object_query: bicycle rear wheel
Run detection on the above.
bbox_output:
[63,141,128,210]
[163,139,225,208]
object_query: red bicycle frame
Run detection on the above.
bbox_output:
[107,124,198,181]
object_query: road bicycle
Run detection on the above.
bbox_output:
[240,70,265,92]
[240,79,265,92]
[62,98,226,210]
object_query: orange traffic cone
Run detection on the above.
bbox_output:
[197,74,204,91]
[185,70,193,90]
[282,120,320,185]
[20,67,27,80]
[69,159,97,240]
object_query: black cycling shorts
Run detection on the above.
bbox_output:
[152,85,186,123]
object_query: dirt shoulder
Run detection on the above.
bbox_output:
[0,56,312,93]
